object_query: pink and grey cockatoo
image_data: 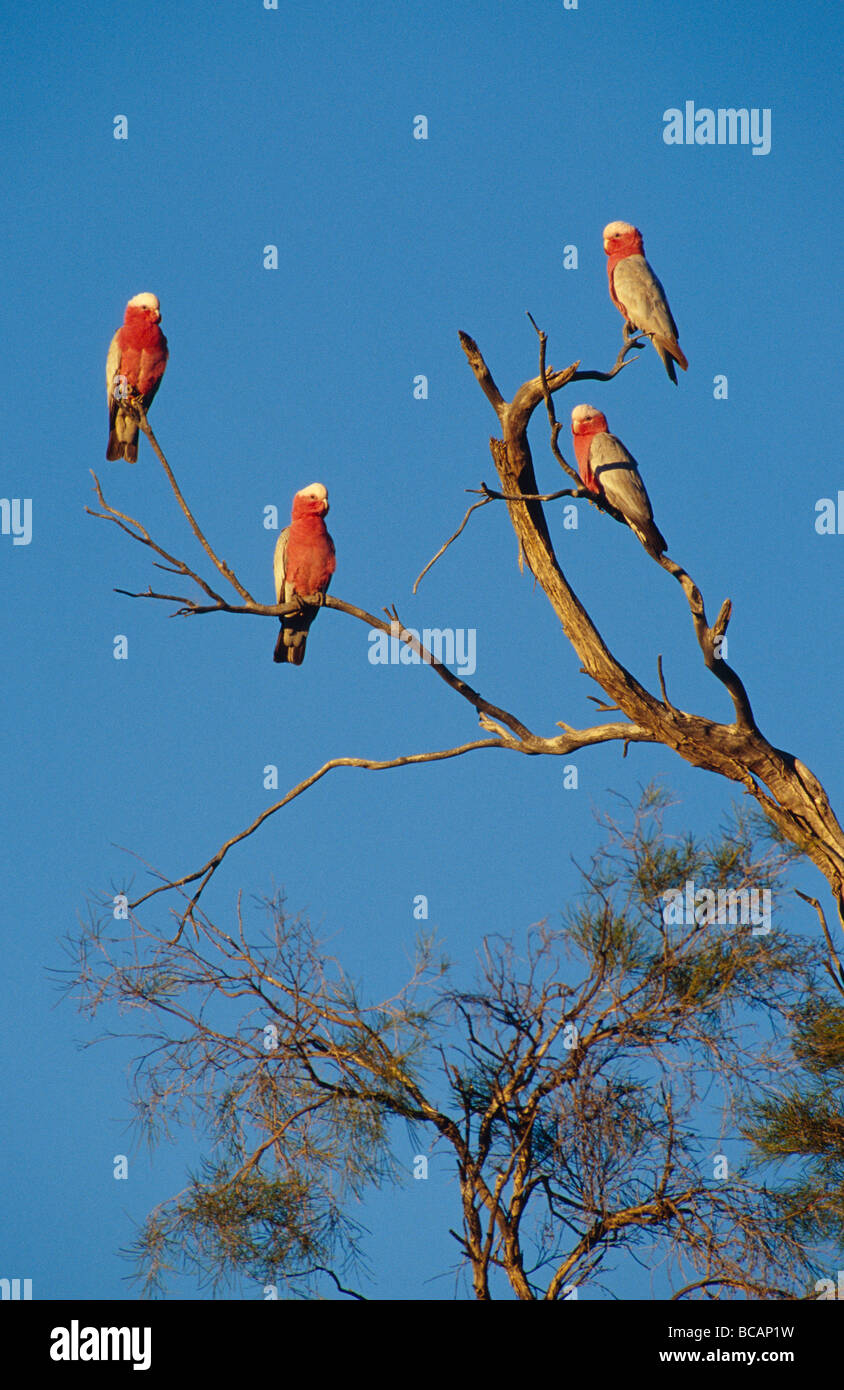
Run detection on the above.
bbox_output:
[273,483,336,664]
[571,404,667,559]
[603,222,687,384]
[106,292,169,461]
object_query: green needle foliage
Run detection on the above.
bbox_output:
[743,996,844,1256]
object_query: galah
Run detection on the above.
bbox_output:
[571,404,667,559]
[106,292,169,461]
[603,222,687,384]
[273,483,336,665]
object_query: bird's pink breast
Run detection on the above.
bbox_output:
[117,312,168,393]
[572,433,600,494]
[286,517,336,591]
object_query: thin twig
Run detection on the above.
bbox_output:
[88,473,227,605]
[135,405,253,602]
[654,553,755,730]
[114,586,306,620]
[132,741,516,936]
[413,496,493,593]
[570,336,645,383]
[413,480,590,594]
[657,656,677,712]
[795,890,844,993]
[470,483,585,503]
[526,312,581,487]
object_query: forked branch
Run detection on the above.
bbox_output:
[90,449,657,927]
[460,328,844,928]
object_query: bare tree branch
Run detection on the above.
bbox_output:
[88,472,227,606]
[91,338,844,933]
[137,408,253,601]
[90,461,664,921]
[460,330,844,929]
[132,742,515,935]
[413,495,494,593]
[132,708,658,935]
[795,890,844,999]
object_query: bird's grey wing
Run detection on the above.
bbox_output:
[106,333,122,424]
[323,531,336,595]
[273,526,291,603]
[590,431,655,529]
[613,254,678,340]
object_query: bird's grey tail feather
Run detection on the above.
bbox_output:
[274,624,307,665]
[659,347,678,385]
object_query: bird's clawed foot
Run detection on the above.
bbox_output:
[622,323,646,351]
[111,375,142,410]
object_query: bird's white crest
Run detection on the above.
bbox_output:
[296,482,328,501]
[127,292,161,311]
[603,221,638,239]
[571,404,601,423]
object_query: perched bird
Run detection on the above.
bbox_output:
[273,483,336,665]
[106,293,169,461]
[603,221,687,384]
[571,404,667,559]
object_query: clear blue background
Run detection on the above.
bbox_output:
[1,0,841,1300]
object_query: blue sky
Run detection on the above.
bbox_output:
[2,0,841,1300]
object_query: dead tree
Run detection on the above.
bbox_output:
[87,322,844,947]
[458,327,844,932]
